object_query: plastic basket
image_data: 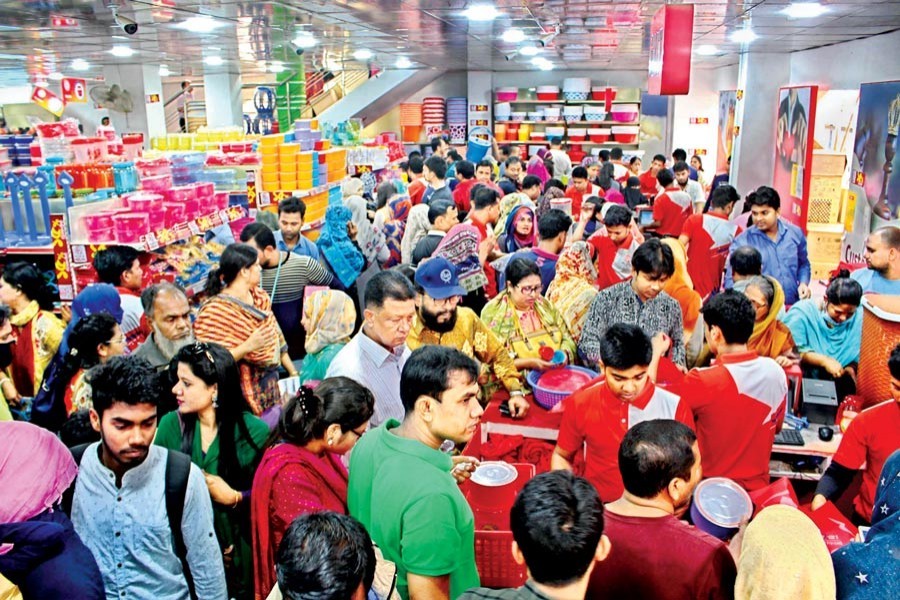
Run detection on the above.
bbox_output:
[857,295,900,407]
[466,126,493,162]
[526,365,598,409]
[474,531,527,588]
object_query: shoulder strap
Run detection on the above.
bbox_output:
[165,450,197,600]
[61,443,91,516]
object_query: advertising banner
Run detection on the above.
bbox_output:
[773,86,818,230]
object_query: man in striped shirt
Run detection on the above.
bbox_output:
[240,222,333,359]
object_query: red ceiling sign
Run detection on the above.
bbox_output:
[32,86,65,116]
[51,16,79,28]
[61,77,87,104]
[648,4,694,95]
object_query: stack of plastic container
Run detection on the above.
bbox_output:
[447,97,467,144]
[399,103,423,142]
[259,134,283,191]
[170,152,208,186]
[422,97,446,140]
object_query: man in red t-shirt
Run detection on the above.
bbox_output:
[452,160,478,214]
[644,168,692,238]
[639,154,667,198]
[678,186,738,299]
[589,205,641,290]
[588,420,737,600]
[812,343,900,522]
[552,324,693,502]
[679,291,788,491]
[407,155,426,205]
[565,166,601,216]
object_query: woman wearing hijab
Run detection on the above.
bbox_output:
[0,422,104,600]
[372,181,411,268]
[546,242,599,343]
[623,176,646,210]
[493,192,533,237]
[526,148,552,186]
[734,505,836,600]
[317,204,366,291]
[400,204,430,265]
[497,204,537,254]
[536,185,566,221]
[299,290,356,382]
[341,177,387,268]
[433,223,490,314]
[832,449,900,599]
[742,276,795,367]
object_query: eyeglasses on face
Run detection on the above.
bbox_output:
[516,284,542,296]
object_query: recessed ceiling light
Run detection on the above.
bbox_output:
[695,44,720,56]
[159,65,171,76]
[71,58,90,71]
[519,45,541,57]
[48,72,63,81]
[396,57,412,69]
[463,4,500,21]
[353,49,373,60]
[204,55,224,66]
[293,32,317,48]
[730,28,758,43]
[782,2,829,19]
[269,61,285,73]
[175,16,225,33]
[531,56,551,66]
[502,28,525,43]
[109,45,135,57]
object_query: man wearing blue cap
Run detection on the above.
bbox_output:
[407,257,530,418]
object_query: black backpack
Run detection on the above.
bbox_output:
[29,352,72,432]
[63,444,197,600]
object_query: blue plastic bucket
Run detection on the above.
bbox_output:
[466,126,492,162]
[690,477,752,540]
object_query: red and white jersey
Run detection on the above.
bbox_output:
[653,188,693,237]
[681,213,739,299]
[679,351,788,491]
[589,232,641,290]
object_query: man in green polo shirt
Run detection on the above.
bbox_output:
[349,345,484,600]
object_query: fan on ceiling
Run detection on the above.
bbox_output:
[89,84,135,113]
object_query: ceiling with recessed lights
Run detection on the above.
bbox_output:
[0,0,897,88]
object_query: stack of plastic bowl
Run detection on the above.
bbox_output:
[399,103,423,142]
[568,128,587,142]
[536,86,560,101]
[494,102,512,121]
[447,97,468,144]
[588,128,612,143]
[35,123,74,163]
[542,106,562,122]
[298,151,316,190]
[279,142,299,191]
[122,133,144,160]
[170,152,207,186]
[563,105,584,123]
[510,112,527,122]
[584,106,608,122]
[494,123,508,141]
[592,86,617,102]
[495,87,518,102]
[527,111,543,122]
[259,134,282,190]
[545,126,566,139]
[422,97,446,139]
[610,103,640,123]
[611,126,640,144]
[563,78,591,101]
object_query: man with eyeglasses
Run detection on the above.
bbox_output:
[349,345,483,600]
[407,257,530,418]
[134,283,195,371]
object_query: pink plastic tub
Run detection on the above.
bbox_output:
[113,213,149,243]
[140,174,172,192]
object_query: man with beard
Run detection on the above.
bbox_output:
[407,257,529,418]
[587,420,737,600]
[70,356,226,600]
[850,226,900,294]
[133,283,195,371]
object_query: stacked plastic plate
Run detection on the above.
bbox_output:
[422,97,446,140]
[447,97,467,144]
[399,103,423,142]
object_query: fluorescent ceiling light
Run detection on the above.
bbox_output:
[293,33,317,48]
[396,57,412,69]
[71,58,90,71]
[109,45,135,57]
[204,55,224,66]
[531,56,551,66]
[695,44,720,56]
[730,28,758,43]
[353,49,373,60]
[782,2,829,19]
[159,65,171,76]
[175,16,225,33]
[48,72,63,81]
[519,45,541,56]
[502,28,525,43]
[269,61,285,73]
[538,62,554,71]
[463,4,500,21]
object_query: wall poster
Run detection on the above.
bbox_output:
[716,90,737,174]
[773,85,818,230]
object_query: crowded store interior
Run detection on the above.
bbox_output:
[3,1,900,599]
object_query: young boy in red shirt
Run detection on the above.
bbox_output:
[679,291,788,491]
[565,166,600,215]
[643,168,692,238]
[678,186,739,299]
[589,205,641,290]
[639,154,667,198]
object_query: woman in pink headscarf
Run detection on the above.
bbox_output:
[526,148,551,186]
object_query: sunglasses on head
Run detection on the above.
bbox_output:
[184,342,215,365]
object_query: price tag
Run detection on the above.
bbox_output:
[218,210,230,223]
[144,233,158,250]
[257,191,271,207]
[188,220,201,235]
[71,245,87,264]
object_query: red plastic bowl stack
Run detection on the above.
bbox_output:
[422,97,446,140]
[536,86,560,101]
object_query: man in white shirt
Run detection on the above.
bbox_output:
[548,137,572,181]
[674,161,705,214]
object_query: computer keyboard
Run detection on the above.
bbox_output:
[774,429,805,446]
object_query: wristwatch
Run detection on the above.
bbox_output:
[509,390,525,398]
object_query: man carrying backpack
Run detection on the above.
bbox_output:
[69,355,226,600]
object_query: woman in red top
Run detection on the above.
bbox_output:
[250,377,374,600]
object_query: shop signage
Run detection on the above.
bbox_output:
[51,16,79,28]
[31,85,64,116]
[146,93,161,104]
[470,104,488,112]
[689,117,709,125]
[647,4,694,95]
[61,77,87,104]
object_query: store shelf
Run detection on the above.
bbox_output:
[0,244,54,255]
[495,120,640,127]
[494,99,641,106]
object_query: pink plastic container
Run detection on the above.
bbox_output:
[122,133,143,161]
[165,186,196,203]
[140,174,173,192]
[184,198,201,221]
[163,202,187,227]
[113,213,149,243]
[610,103,640,123]
[135,157,172,178]
[213,191,230,211]
[71,139,93,163]
[123,192,164,213]
[82,212,116,237]
[191,182,215,199]
[496,87,518,102]
[148,209,166,231]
